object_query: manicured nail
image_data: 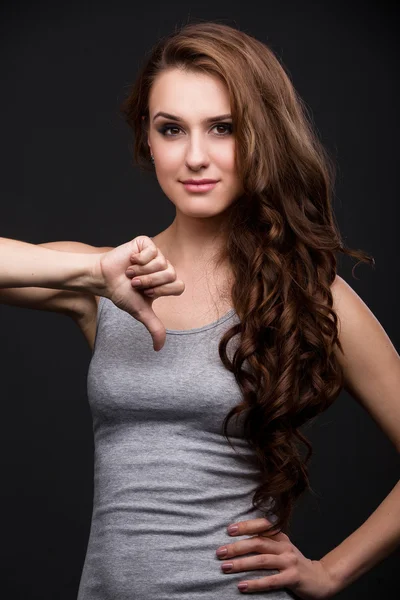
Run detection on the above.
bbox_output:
[238,582,248,591]
[216,547,227,557]
[131,279,142,286]
[227,525,238,535]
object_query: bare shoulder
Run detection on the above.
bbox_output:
[329,273,373,343]
[330,273,376,334]
[330,276,400,452]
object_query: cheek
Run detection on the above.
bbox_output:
[156,145,182,170]
[214,144,236,173]
[153,156,180,198]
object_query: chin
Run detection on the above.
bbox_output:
[179,206,226,218]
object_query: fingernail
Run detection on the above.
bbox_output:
[222,562,233,572]
[131,279,142,286]
[216,547,227,557]
[238,582,248,591]
[227,525,238,535]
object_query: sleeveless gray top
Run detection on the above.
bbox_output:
[77,296,294,599]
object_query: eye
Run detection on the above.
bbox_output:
[212,123,233,135]
[158,125,181,136]
[157,122,233,137]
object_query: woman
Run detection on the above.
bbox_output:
[1,21,399,600]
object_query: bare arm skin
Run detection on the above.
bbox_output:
[317,275,400,593]
[0,239,114,319]
[0,236,108,292]
[0,235,184,351]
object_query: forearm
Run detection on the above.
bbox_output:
[0,237,104,294]
[320,478,400,594]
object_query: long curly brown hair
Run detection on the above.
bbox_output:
[119,21,375,535]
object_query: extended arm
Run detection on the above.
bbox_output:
[0,236,103,293]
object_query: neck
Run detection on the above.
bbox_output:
[158,215,229,273]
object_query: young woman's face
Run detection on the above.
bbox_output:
[146,68,244,219]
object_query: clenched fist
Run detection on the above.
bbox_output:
[96,235,185,351]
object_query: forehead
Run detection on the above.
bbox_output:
[148,68,230,117]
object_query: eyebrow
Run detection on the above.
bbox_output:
[152,111,232,123]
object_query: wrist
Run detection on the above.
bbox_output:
[65,252,107,296]
[87,251,108,296]
[318,555,347,596]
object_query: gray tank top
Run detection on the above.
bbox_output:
[77,296,294,599]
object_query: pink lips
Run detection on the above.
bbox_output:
[181,181,219,192]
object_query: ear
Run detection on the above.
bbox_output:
[141,116,151,151]
[141,114,150,135]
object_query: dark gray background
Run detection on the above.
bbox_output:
[0,1,399,598]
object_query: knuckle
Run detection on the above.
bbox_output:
[165,261,175,274]
[134,254,145,265]
[167,268,176,282]
[286,553,297,567]
[266,574,279,588]
[165,259,176,273]
[131,305,145,319]
[258,554,270,568]
[228,543,237,555]
[159,256,168,270]
[288,568,300,586]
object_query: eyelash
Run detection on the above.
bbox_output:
[157,123,233,137]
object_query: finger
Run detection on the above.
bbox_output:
[129,268,177,290]
[236,571,293,593]
[126,255,169,277]
[132,306,166,352]
[130,237,158,265]
[216,536,282,560]
[143,279,185,298]
[220,553,287,575]
[227,517,281,537]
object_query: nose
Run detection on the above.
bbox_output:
[184,132,210,171]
